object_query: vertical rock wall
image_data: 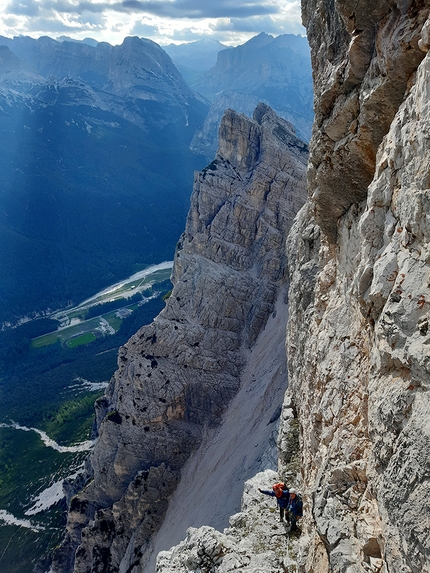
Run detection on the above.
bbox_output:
[303,0,428,241]
[52,103,308,573]
[286,2,430,572]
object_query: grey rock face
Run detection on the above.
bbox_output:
[303,0,429,241]
[156,470,301,573]
[52,103,307,573]
[285,4,430,572]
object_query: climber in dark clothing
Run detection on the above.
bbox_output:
[287,488,303,531]
[258,483,290,522]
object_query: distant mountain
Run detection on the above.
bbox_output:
[57,36,99,46]
[0,36,208,324]
[164,38,227,71]
[188,32,313,158]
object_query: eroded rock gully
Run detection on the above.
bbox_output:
[51,103,307,573]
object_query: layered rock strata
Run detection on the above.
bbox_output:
[52,103,307,573]
[285,3,430,572]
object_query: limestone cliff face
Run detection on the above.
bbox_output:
[286,2,430,572]
[52,103,307,573]
[303,0,429,241]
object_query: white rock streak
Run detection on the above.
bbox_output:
[0,510,43,532]
[0,422,94,453]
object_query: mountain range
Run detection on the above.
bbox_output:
[0,32,313,325]
[187,33,314,158]
[0,35,208,324]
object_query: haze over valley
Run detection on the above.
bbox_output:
[1,1,429,571]
[0,28,313,572]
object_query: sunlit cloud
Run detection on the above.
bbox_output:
[0,0,305,46]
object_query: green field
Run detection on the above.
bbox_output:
[31,264,172,350]
[66,332,97,348]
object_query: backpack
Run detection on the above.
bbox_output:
[272,482,286,498]
[289,493,303,517]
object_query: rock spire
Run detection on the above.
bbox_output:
[52,102,307,573]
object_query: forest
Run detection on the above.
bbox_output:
[0,91,204,324]
[0,280,171,573]
[0,280,171,426]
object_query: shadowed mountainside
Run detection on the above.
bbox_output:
[0,36,208,324]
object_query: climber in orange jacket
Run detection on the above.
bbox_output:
[258,482,290,522]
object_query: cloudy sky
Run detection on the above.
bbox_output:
[0,0,305,46]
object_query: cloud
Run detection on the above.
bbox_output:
[212,11,304,37]
[213,15,285,35]
[119,0,280,19]
[6,0,282,19]
[7,0,40,17]
[130,20,159,38]
[1,0,303,46]
[24,16,90,33]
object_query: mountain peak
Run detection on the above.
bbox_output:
[243,32,274,48]
[164,38,227,71]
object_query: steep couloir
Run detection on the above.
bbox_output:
[286,2,430,572]
[52,103,308,573]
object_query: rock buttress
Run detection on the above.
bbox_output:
[285,4,430,573]
[52,103,308,573]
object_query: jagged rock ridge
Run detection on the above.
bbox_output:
[52,103,307,573]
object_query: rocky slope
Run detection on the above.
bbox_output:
[285,2,430,572]
[156,469,301,573]
[51,103,307,573]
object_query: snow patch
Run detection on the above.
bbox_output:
[69,377,108,392]
[24,480,64,516]
[25,463,86,516]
